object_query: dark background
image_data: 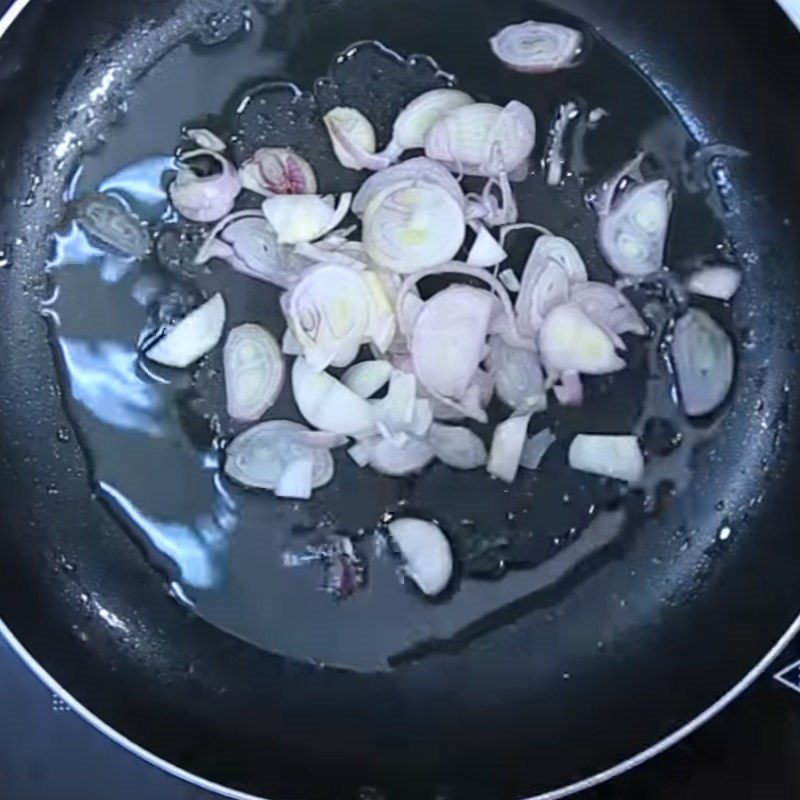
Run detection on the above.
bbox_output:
[2,633,800,800]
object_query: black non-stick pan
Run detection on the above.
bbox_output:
[1,0,800,798]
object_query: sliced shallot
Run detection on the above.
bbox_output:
[275,457,315,500]
[499,269,521,293]
[146,293,226,369]
[467,226,508,268]
[224,420,340,494]
[519,427,556,470]
[239,148,317,196]
[168,149,240,223]
[363,182,465,273]
[342,360,393,399]
[411,285,494,413]
[195,211,304,289]
[671,309,734,417]
[324,107,389,171]
[553,370,584,407]
[424,101,536,177]
[387,518,453,596]
[686,266,742,301]
[283,264,373,369]
[568,434,644,483]
[488,336,547,412]
[428,423,487,470]
[570,281,648,337]
[381,88,475,162]
[516,245,571,336]
[186,128,226,152]
[544,100,579,186]
[490,21,583,74]
[368,437,435,477]
[539,304,626,376]
[397,262,533,351]
[598,179,672,277]
[488,411,532,483]
[532,235,589,284]
[262,193,353,245]
[352,157,465,216]
[223,324,285,422]
[292,356,375,436]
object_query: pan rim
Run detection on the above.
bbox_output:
[0,0,798,797]
[2,612,799,800]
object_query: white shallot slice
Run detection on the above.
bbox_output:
[568,434,644,483]
[499,269,521,293]
[387,518,453,596]
[369,437,435,477]
[516,247,570,336]
[223,324,285,422]
[598,179,672,277]
[363,182,465,273]
[467,226,508,268]
[490,21,583,73]
[553,370,584,407]
[488,336,547,412]
[424,101,536,177]
[169,149,241,223]
[428,423,487,470]
[544,100,579,186]
[488,411,532,483]
[292,356,375,436]
[466,170,519,227]
[429,370,492,423]
[352,157,465,216]
[515,236,588,337]
[275,457,315,500]
[342,360,393,398]
[397,263,533,352]
[533,235,588,284]
[671,309,734,417]
[361,271,398,353]
[323,107,389,171]
[381,88,475,162]
[539,304,626,376]
[570,282,648,337]
[686,266,742,301]
[347,441,372,468]
[224,420,339,492]
[186,128,226,152]
[146,293,226,368]
[195,212,304,289]
[372,369,419,444]
[519,427,556,471]
[294,230,368,271]
[239,148,317,196]
[411,285,494,405]
[262,193,353,245]
[282,328,303,356]
[283,264,373,370]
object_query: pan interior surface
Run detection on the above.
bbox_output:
[0,0,799,798]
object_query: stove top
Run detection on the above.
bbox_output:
[2,635,800,800]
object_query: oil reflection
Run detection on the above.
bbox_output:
[57,338,167,437]
[99,475,236,589]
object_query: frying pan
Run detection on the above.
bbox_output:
[1,0,800,798]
